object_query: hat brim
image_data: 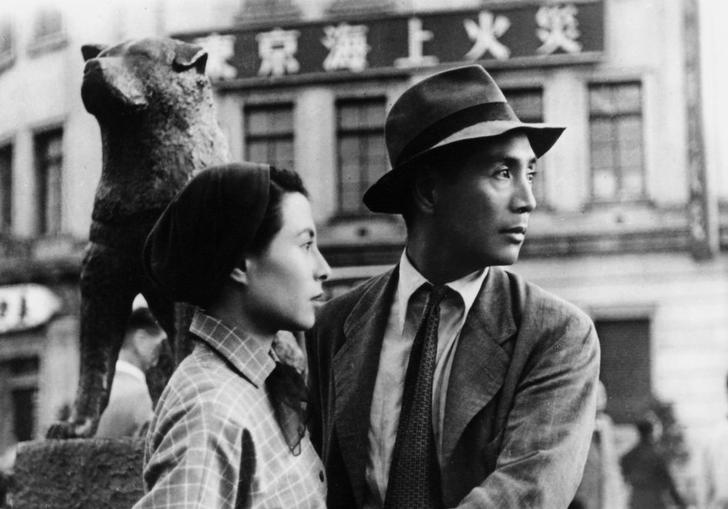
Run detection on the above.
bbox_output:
[363,122,565,214]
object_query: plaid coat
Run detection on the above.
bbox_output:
[135,311,326,509]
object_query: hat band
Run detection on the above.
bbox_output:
[395,102,519,167]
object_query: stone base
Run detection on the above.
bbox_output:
[11,437,144,509]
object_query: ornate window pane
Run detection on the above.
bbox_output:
[34,128,63,235]
[336,98,386,216]
[588,82,644,202]
[244,103,295,170]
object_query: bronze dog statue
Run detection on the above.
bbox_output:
[47,37,229,438]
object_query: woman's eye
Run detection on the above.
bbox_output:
[302,241,313,251]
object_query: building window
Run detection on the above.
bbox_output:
[0,19,15,72]
[503,88,546,205]
[0,356,39,444]
[28,7,66,56]
[0,144,12,233]
[595,318,652,423]
[244,103,294,170]
[589,82,644,202]
[34,128,63,235]
[336,97,386,216]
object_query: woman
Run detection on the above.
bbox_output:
[134,162,330,508]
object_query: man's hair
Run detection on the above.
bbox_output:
[636,419,654,440]
[126,307,162,335]
[247,166,308,255]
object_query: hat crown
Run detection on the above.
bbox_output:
[385,65,509,167]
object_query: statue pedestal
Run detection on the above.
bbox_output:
[12,438,144,508]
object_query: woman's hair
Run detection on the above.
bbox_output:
[247,166,308,255]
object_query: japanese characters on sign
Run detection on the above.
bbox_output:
[188,1,603,82]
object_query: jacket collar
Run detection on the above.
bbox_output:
[442,267,516,462]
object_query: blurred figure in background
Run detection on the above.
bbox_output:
[697,373,728,509]
[621,418,686,509]
[570,381,627,509]
[95,297,166,438]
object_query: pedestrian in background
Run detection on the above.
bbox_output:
[697,373,728,509]
[95,300,166,438]
[621,418,686,509]
[570,381,627,509]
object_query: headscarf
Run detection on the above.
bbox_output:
[143,162,270,308]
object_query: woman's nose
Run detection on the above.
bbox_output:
[314,246,331,281]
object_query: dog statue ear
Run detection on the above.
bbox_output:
[81,44,107,62]
[172,42,208,74]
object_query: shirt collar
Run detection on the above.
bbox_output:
[115,359,146,383]
[190,308,276,388]
[396,250,488,333]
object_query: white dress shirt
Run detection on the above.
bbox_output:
[363,251,487,508]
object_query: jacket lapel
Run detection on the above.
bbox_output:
[442,267,516,464]
[332,267,398,507]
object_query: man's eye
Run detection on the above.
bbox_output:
[495,169,511,179]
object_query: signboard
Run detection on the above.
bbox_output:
[0,284,61,334]
[182,1,604,84]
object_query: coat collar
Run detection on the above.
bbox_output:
[441,266,516,464]
[332,267,398,507]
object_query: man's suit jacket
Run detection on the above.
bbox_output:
[307,266,600,508]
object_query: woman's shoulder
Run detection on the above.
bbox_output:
[158,344,265,420]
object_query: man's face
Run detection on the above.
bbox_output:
[244,192,330,333]
[430,131,538,269]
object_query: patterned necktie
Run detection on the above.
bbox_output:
[384,284,448,509]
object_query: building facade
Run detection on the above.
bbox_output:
[0,0,726,500]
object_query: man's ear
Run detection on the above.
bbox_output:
[411,170,437,215]
[229,266,248,285]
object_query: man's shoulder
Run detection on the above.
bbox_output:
[500,267,592,325]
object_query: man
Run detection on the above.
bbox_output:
[96,300,167,438]
[307,65,600,508]
[698,374,728,509]
[620,419,685,509]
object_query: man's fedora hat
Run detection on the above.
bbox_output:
[363,65,565,213]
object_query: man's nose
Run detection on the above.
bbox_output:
[511,176,537,213]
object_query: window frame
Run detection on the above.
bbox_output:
[0,143,13,233]
[33,127,64,236]
[335,96,387,218]
[243,102,295,170]
[588,81,646,203]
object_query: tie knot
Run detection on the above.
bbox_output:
[427,284,449,307]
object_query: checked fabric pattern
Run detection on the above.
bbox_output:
[135,310,326,509]
[384,284,448,509]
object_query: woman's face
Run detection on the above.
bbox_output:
[244,192,330,333]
